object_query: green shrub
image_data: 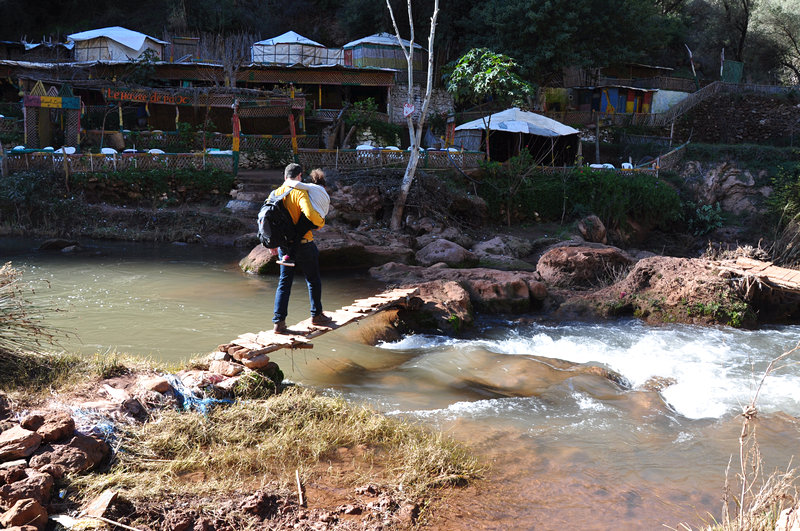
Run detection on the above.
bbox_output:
[685,201,725,236]
[0,171,85,231]
[475,155,682,230]
[768,162,800,221]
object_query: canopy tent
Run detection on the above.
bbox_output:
[454,107,580,164]
[68,26,167,62]
[251,31,343,66]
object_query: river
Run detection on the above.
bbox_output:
[4,238,800,530]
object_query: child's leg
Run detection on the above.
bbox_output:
[278,215,318,266]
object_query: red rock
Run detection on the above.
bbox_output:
[18,416,44,432]
[81,488,117,518]
[139,376,172,394]
[209,360,244,377]
[35,414,75,444]
[537,244,633,288]
[0,427,42,461]
[0,470,53,508]
[35,464,64,480]
[0,498,47,529]
[415,239,478,267]
[28,435,109,474]
[0,465,26,485]
[241,354,271,370]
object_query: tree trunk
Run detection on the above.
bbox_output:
[387,0,440,231]
[390,145,420,230]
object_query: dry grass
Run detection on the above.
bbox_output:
[72,387,485,502]
[0,262,65,356]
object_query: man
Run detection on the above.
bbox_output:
[272,163,328,334]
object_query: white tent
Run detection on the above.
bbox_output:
[342,32,425,72]
[454,107,580,163]
[455,107,579,137]
[251,31,343,66]
[68,26,167,62]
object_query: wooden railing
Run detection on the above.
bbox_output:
[297,148,485,171]
[5,151,234,174]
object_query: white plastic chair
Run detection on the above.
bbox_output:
[101,147,118,155]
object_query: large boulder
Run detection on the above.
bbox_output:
[409,280,473,332]
[471,236,537,270]
[415,240,478,267]
[370,263,547,314]
[239,245,276,275]
[0,427,42,461]
[537,244,633,288]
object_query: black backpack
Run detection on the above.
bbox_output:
[257,189,296,249]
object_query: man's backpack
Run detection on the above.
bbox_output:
[257,189,295,249]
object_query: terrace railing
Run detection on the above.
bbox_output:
[5,150,234,174]
[297,148,485,171]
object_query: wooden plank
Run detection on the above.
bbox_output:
[218,287,418,356]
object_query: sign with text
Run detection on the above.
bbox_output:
[104,88,192,106]
[403,103,415,117]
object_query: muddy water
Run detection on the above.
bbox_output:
[6,239,800,530]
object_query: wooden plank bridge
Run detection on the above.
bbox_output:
[215,287,418,369]
[717,257,800,294]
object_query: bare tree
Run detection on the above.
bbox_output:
[386,0,440,231]
[197,32,257,88]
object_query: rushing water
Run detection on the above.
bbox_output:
[4,238,800,530]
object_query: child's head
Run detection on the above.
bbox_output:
[309,168,326,186]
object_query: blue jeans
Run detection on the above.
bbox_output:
[273,241,323,323]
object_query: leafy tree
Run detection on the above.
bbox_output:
[444,48,534,108]
[444,48,534,158]
[758,0,800,84]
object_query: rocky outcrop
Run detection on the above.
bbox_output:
[537,244,633,288]
[681,161,772,215]
[370,263,547,314]
[556,256,757,327]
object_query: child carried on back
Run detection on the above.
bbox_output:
[277,168,330,267]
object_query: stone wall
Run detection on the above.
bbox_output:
[388,84,453,125]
